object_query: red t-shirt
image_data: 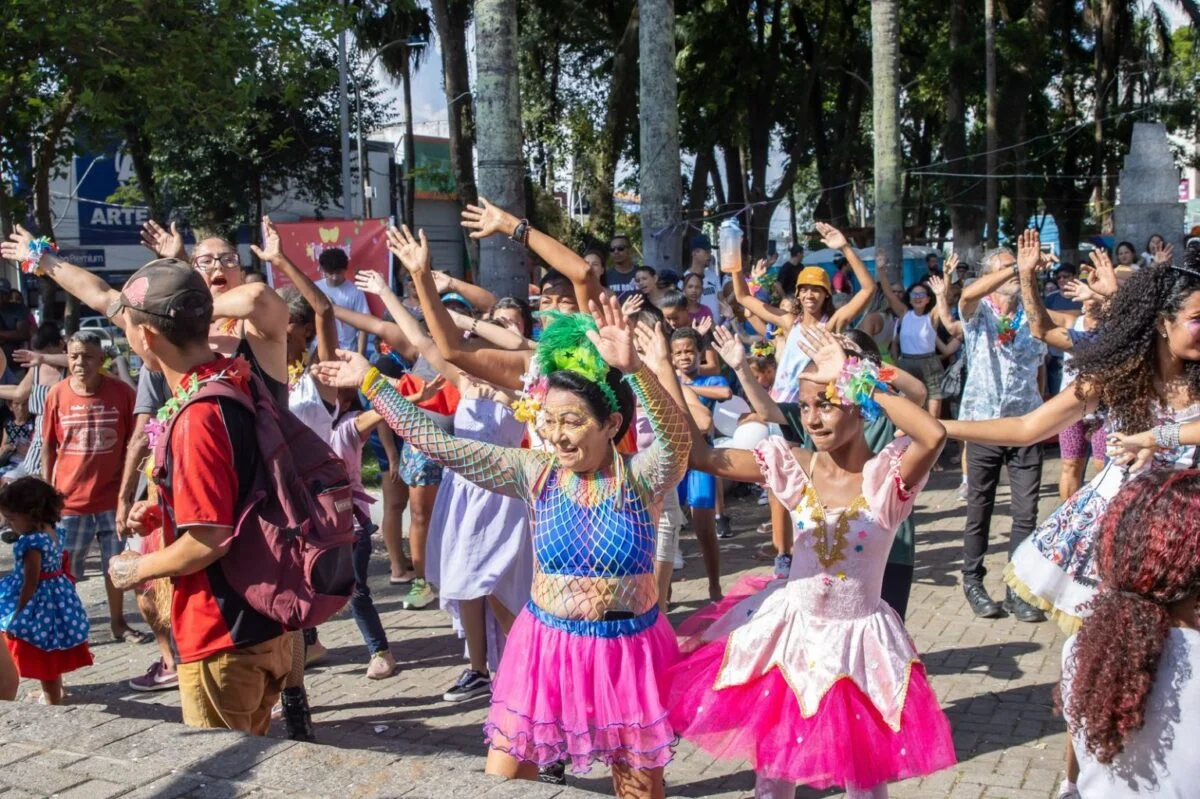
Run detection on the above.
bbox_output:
[158,358,283,663]
[42,376,135,515]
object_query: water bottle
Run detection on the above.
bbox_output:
[718,218,744,273]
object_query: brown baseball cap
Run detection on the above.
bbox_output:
[106,258,213,323]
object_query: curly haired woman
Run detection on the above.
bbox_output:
[1060,470,1200,797]
[941,244,1200,634]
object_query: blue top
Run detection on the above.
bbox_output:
[0,532,90,651]
[689,374,731,410]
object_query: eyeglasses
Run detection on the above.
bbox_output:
[910,291,929,299]
[192,253,241,271]
[610,245,628,253]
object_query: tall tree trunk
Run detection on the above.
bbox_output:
[984,0,998,247]
[872,0,902,282]
[944,0,984,267]
[34,91,77,328]
[638,0,681,274]
[686,149,713,221]
[430,0,479,274]
[710,146,727,209]
[401,49,417,231]
[587,5,640,241]
[1094,0,1119,232]
[474,0,527,298]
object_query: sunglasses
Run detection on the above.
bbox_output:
[610,245,628,252]
[910,291,929,299]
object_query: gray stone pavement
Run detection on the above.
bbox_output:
[0,450,1079,798]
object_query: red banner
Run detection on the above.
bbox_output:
[266,218,392,317]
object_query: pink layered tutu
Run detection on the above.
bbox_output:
[676,572,777,643]
[485,604,680,773]
[667,639,955,789]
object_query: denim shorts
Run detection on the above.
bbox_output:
[59,510,122,580]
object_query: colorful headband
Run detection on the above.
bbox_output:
[750,341,775,359]
[824,357,895,422]
[528,311,620,413]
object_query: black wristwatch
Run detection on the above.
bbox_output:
[510,219,530,246]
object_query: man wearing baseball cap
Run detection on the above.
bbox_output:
[103,259,291,736]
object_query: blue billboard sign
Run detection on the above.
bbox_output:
[75,147,150,246]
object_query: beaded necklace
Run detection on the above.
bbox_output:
[984,296,1024,346]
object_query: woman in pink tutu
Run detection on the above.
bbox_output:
[315,284,689,799]
[668,326,956,798]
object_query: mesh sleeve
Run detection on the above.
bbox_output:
[626,367,692,496]
[363,370,549,498]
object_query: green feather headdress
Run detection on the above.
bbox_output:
[535,311,620,411]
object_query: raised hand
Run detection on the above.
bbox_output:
[386,225,432,275]
[1016,229,1042,276]
[586,295,641,374]
[621,292,645,318]
[874,247,888,268]
[1088,249,1119,297]
[12,349,42,367]
[815,222,848,251]
[750,258,770,280]
[0,225,36,264]
[404,375,447,405]
[944,252,960,280]
[633,320,670,372]
[249,216,282,263]
[928,275,948,297]
[1060,278,1099,304]
[312,349,373,388]
[1154,242,1175,266]
[461,196,519,240]
[711,325,745,370]
[795,326,847,386]
[431,270,454,294]
[693,315,714,338]
[354,269,389,296]
[140,220,184,259]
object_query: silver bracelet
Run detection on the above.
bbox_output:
[1153,422,1181,450]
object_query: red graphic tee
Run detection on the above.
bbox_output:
[42,376,136,515]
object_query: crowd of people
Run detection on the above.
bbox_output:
[0,204,1191,799]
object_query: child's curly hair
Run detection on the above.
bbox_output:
[0,477,64,529]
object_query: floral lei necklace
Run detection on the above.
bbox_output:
[288,358,308,391]
[142,358,250,478]
[984,297,1024,346]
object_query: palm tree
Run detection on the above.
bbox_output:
[872,0,902,281]
[355,1,432,230]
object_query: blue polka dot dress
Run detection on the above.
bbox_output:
[0,532,92,680]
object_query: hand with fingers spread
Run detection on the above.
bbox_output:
[693,315,714,338]
[312,349,374,388]
[249,216,283,264]
[815,222,849,251]
[711,325,745,370]
[795,327,847,385]
[1106,431,1157,473]
[928,275,948,298]
[1154,241,1175,266]
[621,292,645,318]
[0,225,39,265]
[1088,249,1119,297]
[140,219,185,259]
[1060,278,1099,304]
[431,271,454,294]
[386,225,432,275]
[461,196,520,239]
[633,321,671,373]
[586,296,641,374]
[404,375,447,405]
[354,269,390,297]
[944,252,960,280]
[13,349,42,368]
[750,258,770,281]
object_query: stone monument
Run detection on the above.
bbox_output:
[1114,122,1185,254]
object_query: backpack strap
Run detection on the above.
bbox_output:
[151,378,255,485]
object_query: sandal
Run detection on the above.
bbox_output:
[114,628,154,645]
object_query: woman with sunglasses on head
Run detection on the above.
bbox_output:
[667,326,954,799]
[314,296,690,799]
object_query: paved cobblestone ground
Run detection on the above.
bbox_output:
[0,449,1077,798]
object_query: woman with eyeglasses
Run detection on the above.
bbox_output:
[877,277,954,423]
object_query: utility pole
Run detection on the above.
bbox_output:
[338,29,354,218]
[985,0,999,247]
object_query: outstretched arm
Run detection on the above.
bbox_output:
[355,270,463,388]
[727,259,793,329]
[1,226,118,322]
[943,384,1090,447]
[332,305,419,363]
[462,197,604,309]
[1015,229,1074,351]
[433,271,497,315]
[448,309,533,351]
[928,274,962,337]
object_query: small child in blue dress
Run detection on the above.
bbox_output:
[0,477,92,703]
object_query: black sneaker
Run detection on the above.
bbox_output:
[281,686,315,741]
[442,669,492,703]
[964,582,1003,618]
[715,516,734,539]
[1002,588,1047,623]
[538,760,567,785]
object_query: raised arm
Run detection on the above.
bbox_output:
[1013,228,1073,351]
[959,255,1017,321]
[448,309,533,351]
[928,274,962,337]
[355,270,463,388]
[712,325,786,425]
[875,261,907,318]
[315,353,550,498]
[433,271,497,315]
[634,320,713,436]
[462,197,603,310]
[821,224,877,330]
[943,384,1090,447]
[726,259,793,329]
[389,225,529,390]
[1,226,118,321]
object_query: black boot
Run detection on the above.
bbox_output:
[964,582,1003,618]
[538,760,566,785]
[1002,588,1047,623]
[281,686,315,741]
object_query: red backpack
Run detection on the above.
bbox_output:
[152,372,356,629]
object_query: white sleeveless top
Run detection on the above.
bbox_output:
[898,310,936,356]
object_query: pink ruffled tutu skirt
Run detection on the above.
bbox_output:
[668,586,956,790]
[485,604,680,773]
